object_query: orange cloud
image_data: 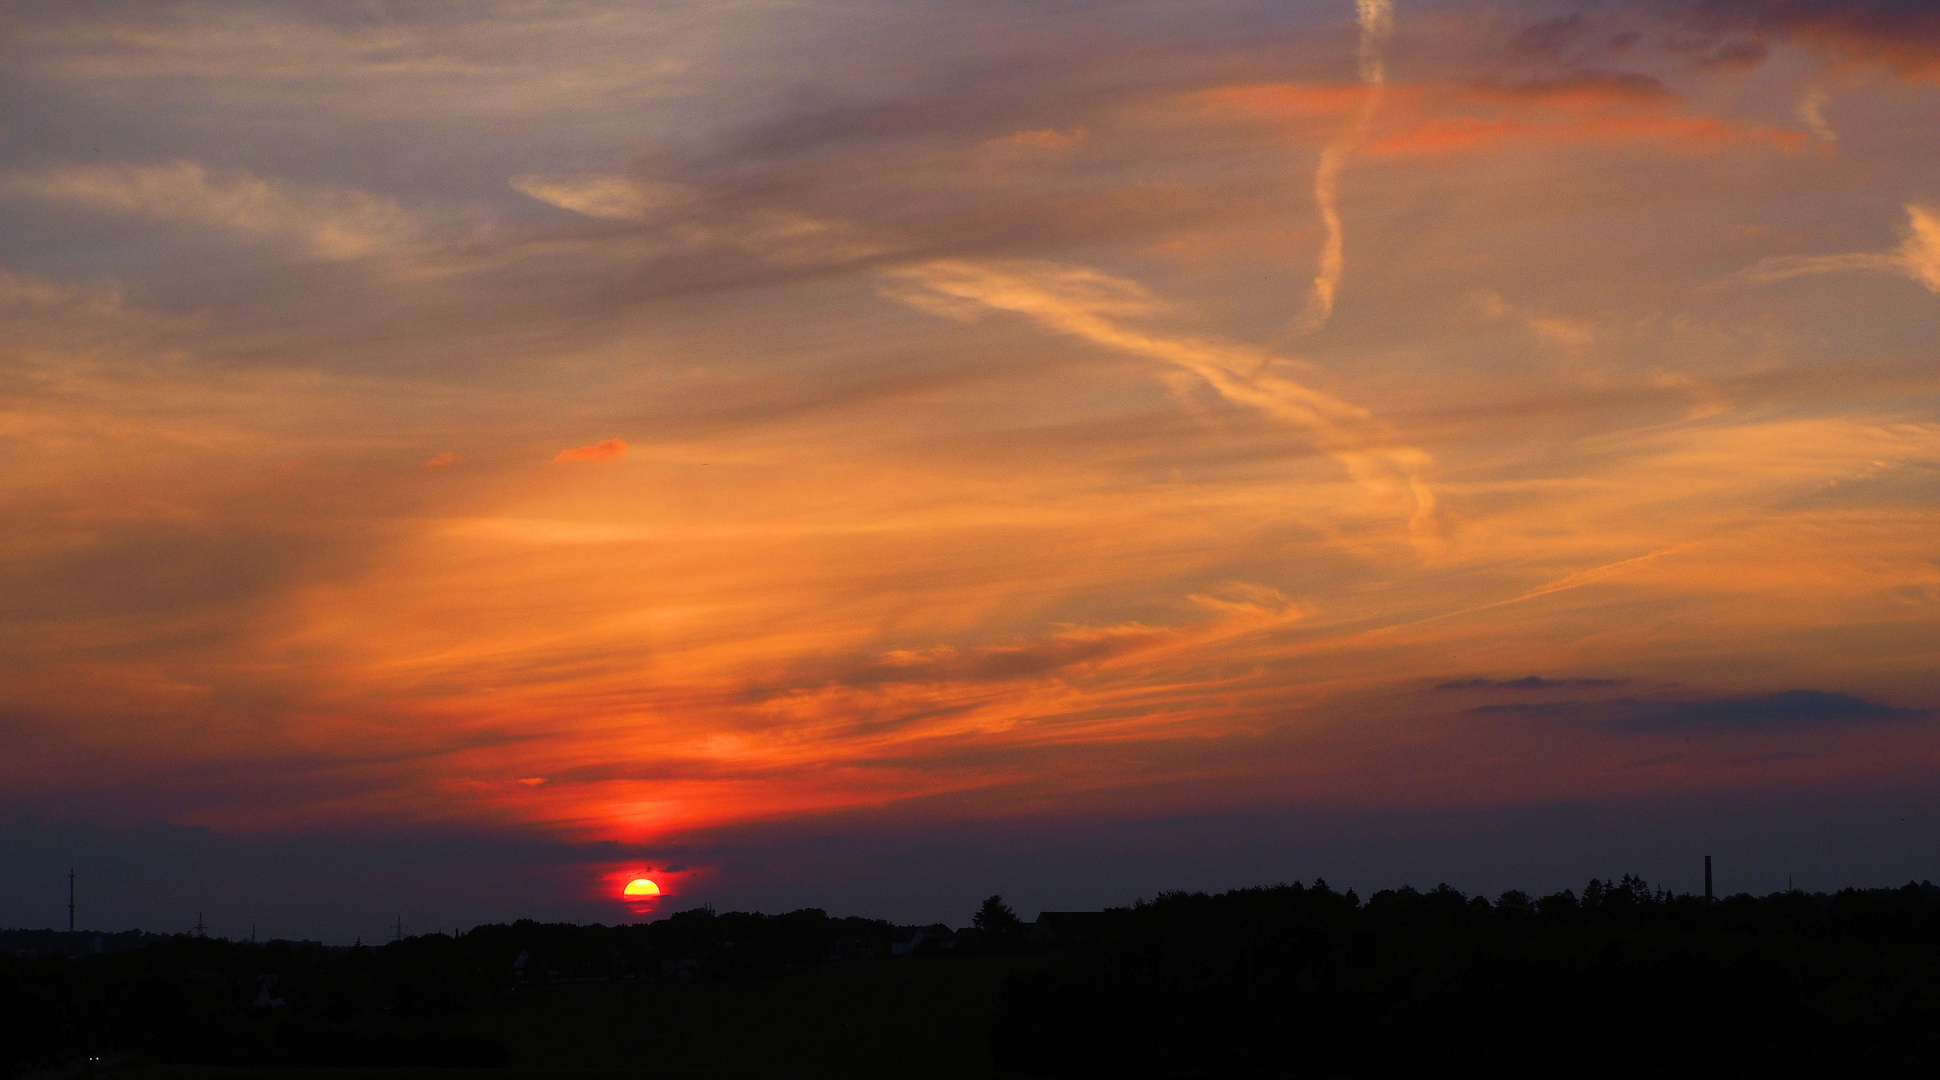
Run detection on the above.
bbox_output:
[987,128,1088,150]
[552,438,627,463]
[424,451,461,468]
[1202,76,1806,158]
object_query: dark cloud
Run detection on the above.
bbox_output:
[1607,690,1918,731]
[1448,684,1920,730]
[1688,38,1771,68]
[1684,0,1940,52]
[1436,676,1626,690]
[1607,0,1940,76]
[1512,13,1594,58]
[1470,701,1588,716]
[1515,1,1940,78]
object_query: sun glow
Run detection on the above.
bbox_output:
[623,878,661,898]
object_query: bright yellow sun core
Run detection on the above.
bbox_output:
[624,878,661,897]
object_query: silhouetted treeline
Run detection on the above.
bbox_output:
[0,928,169,959]
[0,906,898,1075]
[12,882,1940,1077]
[993,878,1940,1078]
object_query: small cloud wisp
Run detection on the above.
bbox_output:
[553,439,628,463]
[1729,204,1940,293]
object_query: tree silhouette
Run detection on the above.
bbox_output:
[974,895,1024,944]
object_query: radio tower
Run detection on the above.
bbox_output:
[67,869,75,933]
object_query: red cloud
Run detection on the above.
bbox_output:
[553,438,628,463]
[1201,75,1804,158]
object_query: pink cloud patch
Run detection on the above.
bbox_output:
[553,438,628,463]
[424,451,461,468]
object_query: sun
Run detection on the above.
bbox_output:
[623,878,661,898]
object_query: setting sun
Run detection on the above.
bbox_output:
[623,878,661,898]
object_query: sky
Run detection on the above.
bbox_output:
[2,0,1938,942]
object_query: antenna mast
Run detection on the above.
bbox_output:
[67,869,75,933]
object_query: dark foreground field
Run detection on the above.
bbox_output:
[6,946,1042,1079]
[9,878,1940,1079]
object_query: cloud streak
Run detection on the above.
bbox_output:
[885,259,1439,548]
[1729,205,1940,293]
[1297,0,1394,334]
[0,160,420,260]
[553,439,628,463]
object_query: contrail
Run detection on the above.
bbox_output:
[886,259,1442,552]
[1296,0,1393,334]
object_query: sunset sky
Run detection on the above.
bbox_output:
[3,0,1938,941]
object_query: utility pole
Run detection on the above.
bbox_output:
[67,869,75,933]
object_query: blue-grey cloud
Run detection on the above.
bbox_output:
[1607,689,1917,731]
[1470,701,1588,716]
[1537,0,1940,76]
[1437,676,1626,690]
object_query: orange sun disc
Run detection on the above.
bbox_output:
[623,878,661,897]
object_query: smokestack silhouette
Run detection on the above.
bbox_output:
[1705,855,1713,902]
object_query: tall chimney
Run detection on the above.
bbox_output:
[1704,855,1713,902]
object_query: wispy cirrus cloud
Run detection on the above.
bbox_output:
[883,259,1441,549]
[510,173,692,223]
[0,160,421,260]
[1727,204,1940,293]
